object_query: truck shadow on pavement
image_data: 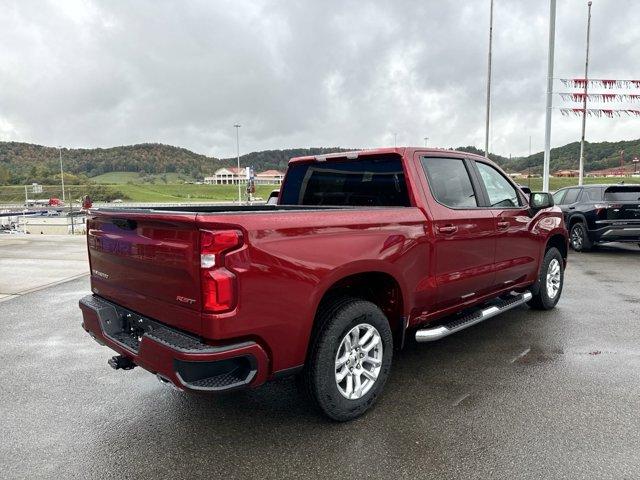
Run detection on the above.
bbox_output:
[84,304,569,478]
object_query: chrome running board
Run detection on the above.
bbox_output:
[415,291,532,342]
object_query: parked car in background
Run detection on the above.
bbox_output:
[266,189,279,205]
[79,147,567,421]
[553,184,640,251]
[518,185,532,196]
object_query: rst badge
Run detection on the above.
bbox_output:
[176,296,196,305]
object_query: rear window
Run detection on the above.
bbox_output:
[604,186,640,201]
[279,155,410,206]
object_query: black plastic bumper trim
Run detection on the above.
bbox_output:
[79,294,253,355]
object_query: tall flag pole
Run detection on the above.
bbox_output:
[484,0,494,158]
[543,0,556,192]
[578,1,593,186]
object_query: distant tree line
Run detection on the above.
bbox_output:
[458,139,640,174]
[1,140,639,186]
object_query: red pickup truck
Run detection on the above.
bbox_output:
[79,148,568,420]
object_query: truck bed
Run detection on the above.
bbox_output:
[94,204,364,214]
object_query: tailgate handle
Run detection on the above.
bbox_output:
[112,218,137,230]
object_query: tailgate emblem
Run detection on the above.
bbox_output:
[92,269,109,279]
[176,296,196,305]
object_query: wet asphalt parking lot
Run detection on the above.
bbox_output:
[1,242,639,479]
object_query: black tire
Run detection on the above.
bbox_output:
[569,222,592,251]
[528,247,564,310]
[298,297,393,421]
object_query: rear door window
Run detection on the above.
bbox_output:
[562,188,581,204]
[421,157,478,208]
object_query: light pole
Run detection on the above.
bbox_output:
[424,137,429,147]
[394,133,398,148]
[578,1,593,186]
[58,146,66,203]
[528,135,532,188]
[234,124,241,203]
[543,0,557,192]
[484,0,494,158]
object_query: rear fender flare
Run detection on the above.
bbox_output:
[567,213,588,229]
[310,260,409,322]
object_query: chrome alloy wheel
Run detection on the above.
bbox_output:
[335,323,383,400]
[546,258,561,299]
[571,225,583,250]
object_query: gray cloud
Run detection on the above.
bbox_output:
[1,0,639,158]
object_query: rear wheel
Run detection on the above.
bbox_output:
[570,222,592,251]
[528,247,564,310]
[299,297,393,421]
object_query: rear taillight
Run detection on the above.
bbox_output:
[594,203,609,217]
[199,229,243,313]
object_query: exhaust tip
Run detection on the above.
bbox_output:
[156,374,182,391]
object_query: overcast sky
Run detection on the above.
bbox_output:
[1,0,639,158]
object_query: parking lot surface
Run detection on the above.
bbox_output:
[0,235,87,302]
[1,243,639,479]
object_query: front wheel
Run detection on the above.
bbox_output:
[298,297,393,421]
[528,247,564,310]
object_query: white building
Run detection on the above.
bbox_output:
[255,170,284,185]
[204,167,245,185]
[204,168,284,185]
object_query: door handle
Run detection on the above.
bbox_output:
[436,224,458,234]
[568,206,576,210]
[497,220,510,230]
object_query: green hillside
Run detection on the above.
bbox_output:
[2,139,640,187]
[0,142,216,185]
[0,142,354,185]
[219,147,353,173]
[494,139,640,174]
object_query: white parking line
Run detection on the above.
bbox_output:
[510,347,531,363]
[451,393,471,406]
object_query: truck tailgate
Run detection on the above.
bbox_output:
[87,211,203,335]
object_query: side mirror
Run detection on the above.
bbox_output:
[530,192,554,211]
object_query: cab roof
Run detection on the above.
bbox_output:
[288,147,488,165]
